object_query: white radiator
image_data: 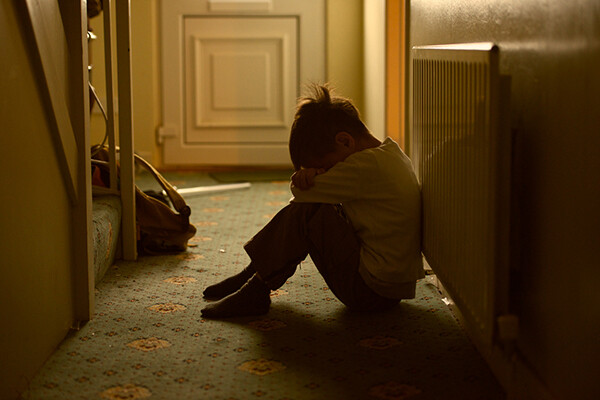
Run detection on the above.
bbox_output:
[411,43,512,346]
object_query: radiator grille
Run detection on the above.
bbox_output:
[411,43,510,345]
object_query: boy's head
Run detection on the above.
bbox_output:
[289,84,370,170]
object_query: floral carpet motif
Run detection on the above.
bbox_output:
[26,172,504,400]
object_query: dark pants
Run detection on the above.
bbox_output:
[244,203,398,311]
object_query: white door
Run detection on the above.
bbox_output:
[159,0,326,166]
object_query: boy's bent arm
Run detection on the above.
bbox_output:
[290,160,362,204]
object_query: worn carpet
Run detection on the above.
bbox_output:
[26,172,504,400]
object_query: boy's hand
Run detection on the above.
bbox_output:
[291,168,325,190]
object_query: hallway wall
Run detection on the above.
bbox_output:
[0,1,78,398]
[410,1,600,399]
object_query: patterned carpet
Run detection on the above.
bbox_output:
[26,173,504,400]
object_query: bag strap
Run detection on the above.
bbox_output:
[133,154,190,217]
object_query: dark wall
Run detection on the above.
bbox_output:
[1,1,77,398]
[409,1,600,399]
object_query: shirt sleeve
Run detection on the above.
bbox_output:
[290,155,365,204]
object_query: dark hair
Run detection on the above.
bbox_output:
[289,84,368,170]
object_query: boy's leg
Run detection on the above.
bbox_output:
[243,202,323,289]
[201,203,321,318]
[305,205,399,311]
[203,265,255,300]
[201,202,396,318]
[204,203,321,298]
[201,274,272,318]
[246,202,397,310]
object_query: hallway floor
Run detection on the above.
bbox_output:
[26,173,504,399]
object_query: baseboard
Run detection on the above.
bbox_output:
[424,273,557,400]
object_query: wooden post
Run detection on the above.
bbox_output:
[59,0,94,321]
[116,0,137,260]
[102,0,119,193]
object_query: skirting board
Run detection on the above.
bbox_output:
[424,264,556,400]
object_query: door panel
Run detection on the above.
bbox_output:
[185,17,296,143]
[160,0,325,166]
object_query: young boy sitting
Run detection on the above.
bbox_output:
[201,84,423,318]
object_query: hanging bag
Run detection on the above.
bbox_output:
[133,154,197,254]
[91,145,197,254]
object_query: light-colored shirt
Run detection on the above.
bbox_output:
[290,137,424,299]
